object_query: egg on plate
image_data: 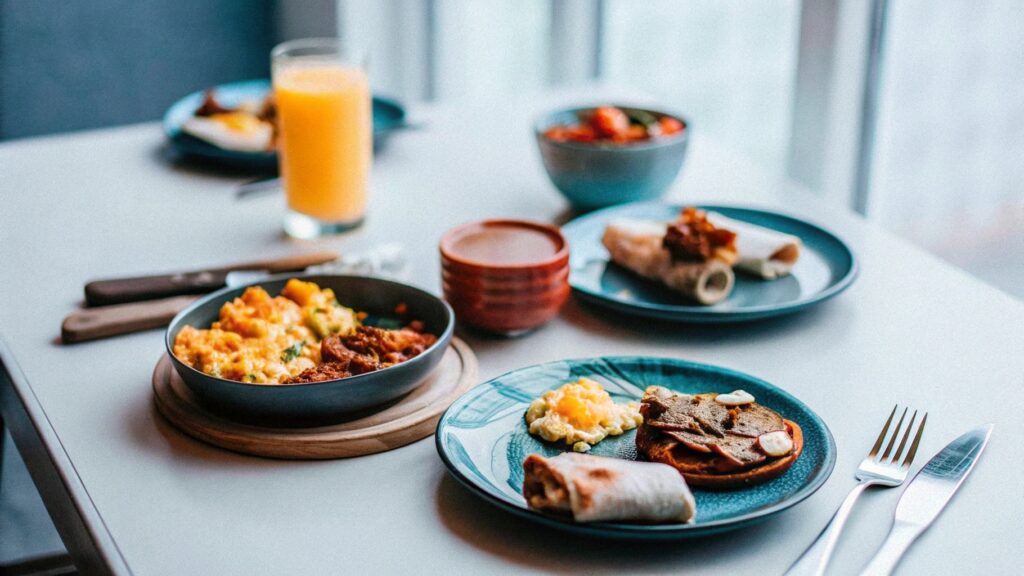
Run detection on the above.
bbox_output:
[181,111,273,152]
[525,377,642,452]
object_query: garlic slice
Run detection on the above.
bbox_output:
[757,430,794,456]
[715,389,755,406]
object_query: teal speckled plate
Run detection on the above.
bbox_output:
[563,202,858,322]
[436,356,835,539]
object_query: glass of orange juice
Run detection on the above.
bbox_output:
[272,38,371,238]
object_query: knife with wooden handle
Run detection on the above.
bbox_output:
[83,251,338,306]
[62,295,199,343]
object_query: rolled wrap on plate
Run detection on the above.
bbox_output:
[523,453,696,523]
[706,212,802,279]
[602,219,734,305]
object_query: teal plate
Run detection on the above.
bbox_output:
[436,356,836,539]
[562,202,858,322]
[163,79,406,170]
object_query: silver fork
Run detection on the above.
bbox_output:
[784,406,928,576]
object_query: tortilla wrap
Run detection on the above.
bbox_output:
[706,212,802,279]
[602,219,734,305]
[523,453,696,523]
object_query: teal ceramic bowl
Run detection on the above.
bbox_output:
[165,274,454,427]
[534,106,689,210]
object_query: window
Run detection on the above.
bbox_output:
[327,0,1024,296]
[871,0,1024,296]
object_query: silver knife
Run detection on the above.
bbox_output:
[62,244,406,343]
[859,424,994,576]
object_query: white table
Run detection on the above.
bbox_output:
[1,88,1022,576]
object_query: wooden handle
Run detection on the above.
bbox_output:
[83,251,337,306]
[61,296,199,344]
[84,271,229,306]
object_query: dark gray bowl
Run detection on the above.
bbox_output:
[535,106,689,210]
[165,274,454,427]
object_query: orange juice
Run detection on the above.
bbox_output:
[274,64,371,224]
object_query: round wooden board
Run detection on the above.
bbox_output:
[152,338,478,459]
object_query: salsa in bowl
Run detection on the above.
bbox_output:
[535,105,690,210]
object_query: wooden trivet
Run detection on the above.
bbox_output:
[152,338,478,459]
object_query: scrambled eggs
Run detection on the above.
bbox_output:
[173,279,359,384]
[525,377,642,452]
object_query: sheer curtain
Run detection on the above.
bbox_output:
[339,0,800,173]
[335,0,1023,297]
[871,0,1024,297]
[601,0,800,176]
[433,0,553,99]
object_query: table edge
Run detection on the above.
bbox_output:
[0,335,131,576]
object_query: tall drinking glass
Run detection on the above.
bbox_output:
[272,38,370,238]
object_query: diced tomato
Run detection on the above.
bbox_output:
[565,125,597,142]
[625,124,648,141]
[658,116,684,136]
[545,124,596,143]
[590,106,631,138]
[546,107,679,145]
[544,126,571,142]
[611,124,648,144]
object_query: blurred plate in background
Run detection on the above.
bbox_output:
[163,79,406,171]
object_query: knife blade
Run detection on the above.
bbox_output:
[859,424,994,576]
[224,243,406,286]
[62,244,406,343]
[83,251,338,306]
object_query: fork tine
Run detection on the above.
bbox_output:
[901,412,928,468]
[891,410,917,463]
[879,407,908,461]
[869,405,898,457]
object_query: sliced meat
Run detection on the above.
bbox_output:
[643,390,784,436]
[663,431,713,453]
[708,444,745,469]
[640,387,783,470]
[708,439,767,471]
[643,392,729,435]
[639,386,686,418]
[728,403,785,437]
[663,430,767,470]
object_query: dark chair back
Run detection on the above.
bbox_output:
[0,0,275,140]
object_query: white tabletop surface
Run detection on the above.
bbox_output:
[1,87,1022,576]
